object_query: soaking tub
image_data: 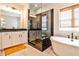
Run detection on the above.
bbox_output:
[50,36,79,56]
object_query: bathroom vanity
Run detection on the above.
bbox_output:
[50,36,79,56]
[0,29,28,55]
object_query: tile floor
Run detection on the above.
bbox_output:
[8,44,55,56]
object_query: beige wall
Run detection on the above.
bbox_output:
[20,3,29,29]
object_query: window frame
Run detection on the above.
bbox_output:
[59,4,79,31]
[42,14,47,31]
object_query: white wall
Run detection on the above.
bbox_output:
[20,3,29,29]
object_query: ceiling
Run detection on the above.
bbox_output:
[29,3,76,15]
[29,3,76,11]
[29,3,48,11]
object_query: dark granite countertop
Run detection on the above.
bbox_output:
[29,28,41,30]
[0,29,27,32]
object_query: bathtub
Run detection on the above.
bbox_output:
[50,36,79,56]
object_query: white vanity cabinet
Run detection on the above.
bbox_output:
[1,30,28,50]
[1,32,12,49]
[11,31,28,46]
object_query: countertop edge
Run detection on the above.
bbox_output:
[0,29,27,32]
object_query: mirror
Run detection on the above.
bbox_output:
[0,6,21,29]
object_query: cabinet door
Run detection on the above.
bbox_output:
[2,32,12,49]
[20,31,27,44]
[0,33,4,56]
[11,32,20,46]
[23,31,27,43]
[17,32,22,44]
[0,33,2,50]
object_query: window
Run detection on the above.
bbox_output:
[74,8,79,27]
[42,15,47,32]
[59,10,72,28]
[59,4,79,31]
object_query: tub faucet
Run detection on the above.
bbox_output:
[71,33,74,39]
[71,33,74,41]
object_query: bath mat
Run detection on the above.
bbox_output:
[4,44,27,56]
